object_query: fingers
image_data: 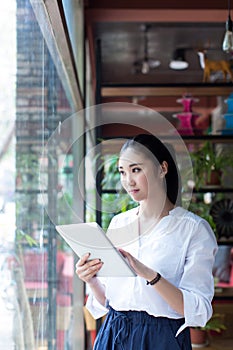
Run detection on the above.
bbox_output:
[119,249,154,280]
[119,248,138,275]
[77,252,91,266]
[119,248,131,260]
[119,248,135,268]
[118,248,127,257]
[75,253,103,283]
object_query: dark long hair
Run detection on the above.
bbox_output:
[120,134,181,205]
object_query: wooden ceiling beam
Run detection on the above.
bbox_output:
[85,9,228,24]
[85,0,228,10]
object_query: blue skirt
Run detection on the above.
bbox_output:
[93,307,192,350]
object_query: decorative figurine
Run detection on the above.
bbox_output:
[197,49,233,83]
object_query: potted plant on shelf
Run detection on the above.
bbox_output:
[190,141,233,190]
[190,313,226,348]
[189,200,217,235]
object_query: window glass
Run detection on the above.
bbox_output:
[0,1,80,349]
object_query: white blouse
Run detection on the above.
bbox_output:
[86,206,218,336]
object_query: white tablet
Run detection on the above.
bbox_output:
[55,222,136,277]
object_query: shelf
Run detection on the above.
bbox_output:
[153,135,233,144]
[16,189,47,194]
[217,240,233,246]
[192,339,233,350]
[182,135,233,143]
[102,188,233,194]
[102,189,120,194]
[101,83,233,97]
[193,188,233,193]
[214,287,233,298]
[100,136,233,155]
[102,135,233,141]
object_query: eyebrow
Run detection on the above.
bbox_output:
[118,162,143,169]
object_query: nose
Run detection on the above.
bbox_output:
[124,173,136,186]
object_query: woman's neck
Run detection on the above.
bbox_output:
[136,199,174,236]
[138,198,174,221]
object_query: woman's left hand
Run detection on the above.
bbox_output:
[119,248,156,281]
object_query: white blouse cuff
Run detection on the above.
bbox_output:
[85,293,109,320]
[176,289,211,336]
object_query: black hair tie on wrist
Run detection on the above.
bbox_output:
[146,273,161,285]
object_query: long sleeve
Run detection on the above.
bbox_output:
[85,285,109,319]
[177,220,218,335]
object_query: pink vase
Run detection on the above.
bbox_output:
[174,96,201,135]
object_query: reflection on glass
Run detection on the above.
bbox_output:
[0,0,76,349]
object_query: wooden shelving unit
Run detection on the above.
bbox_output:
[101,83,233,97]
[192,339,233,350]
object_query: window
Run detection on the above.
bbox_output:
[0,0,84,349]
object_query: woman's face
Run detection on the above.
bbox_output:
[118,147,164,202]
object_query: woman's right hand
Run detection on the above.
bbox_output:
[75,253,104,284]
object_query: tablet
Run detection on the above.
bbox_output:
[55,222,136,277]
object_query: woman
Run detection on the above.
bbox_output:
[76,134,217,349]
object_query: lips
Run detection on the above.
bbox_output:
[129,189,139,194]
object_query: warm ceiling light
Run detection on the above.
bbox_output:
[222,0,233,52]
[169,48,189,70]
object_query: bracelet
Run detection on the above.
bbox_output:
[146,273,161,286]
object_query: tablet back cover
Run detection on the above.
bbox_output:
[56,222,136,277]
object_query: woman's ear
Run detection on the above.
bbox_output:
[160,161,168,177]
